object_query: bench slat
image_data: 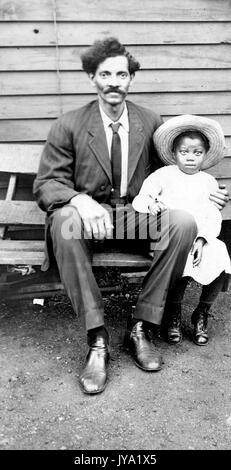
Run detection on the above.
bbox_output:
[0,250,45,265]
[94,252,152,267]
[0,240,45,251]
[0,201,45,225]
[0,240,152,267]
[0,144,42,174]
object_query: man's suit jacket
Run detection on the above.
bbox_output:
[33,100,163,214]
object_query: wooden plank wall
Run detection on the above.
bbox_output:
[0,0,231,217]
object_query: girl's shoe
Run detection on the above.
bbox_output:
[191,305,210,346]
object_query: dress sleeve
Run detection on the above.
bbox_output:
[132,171,162,213]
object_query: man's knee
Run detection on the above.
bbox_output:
[169,209,197,237]
[50,205,83,243]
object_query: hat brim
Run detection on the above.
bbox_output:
[153,115,225,170]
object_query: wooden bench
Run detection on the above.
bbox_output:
[0,144,153,300]
[0,143,230,300]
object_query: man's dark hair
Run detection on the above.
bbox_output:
[172,130,210,153]
[81,37,140,76]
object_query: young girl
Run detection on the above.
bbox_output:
[132,114,231,346]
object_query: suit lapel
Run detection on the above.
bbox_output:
[88,102,112,182]
[127,102,146,184]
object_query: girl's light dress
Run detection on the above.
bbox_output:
[132,165,231,285]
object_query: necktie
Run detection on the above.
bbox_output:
[110,122,121,199]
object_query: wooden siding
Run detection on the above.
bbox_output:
[0,0,231,218]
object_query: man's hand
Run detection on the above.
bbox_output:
[70,194,113,240]
[191,237,206,267]
[209,184,229,210]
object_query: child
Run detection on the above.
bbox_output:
[132,114,231,346]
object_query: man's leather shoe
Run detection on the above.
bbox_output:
[126,321,162,371]
[79,332,110,394]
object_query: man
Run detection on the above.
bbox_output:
[33,37,228,394]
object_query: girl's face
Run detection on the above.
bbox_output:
[174,136,207,175]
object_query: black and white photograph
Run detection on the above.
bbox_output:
[0,0,231,458]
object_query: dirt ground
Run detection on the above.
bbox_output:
[0,275,231,453]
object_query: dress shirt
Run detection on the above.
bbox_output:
[99,104,129,197]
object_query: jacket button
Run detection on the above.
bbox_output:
[100,185,105,191]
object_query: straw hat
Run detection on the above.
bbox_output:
[153,114,226,169]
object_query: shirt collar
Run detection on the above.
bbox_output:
[99,103,129,132]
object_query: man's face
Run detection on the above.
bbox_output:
[89,55,133,107]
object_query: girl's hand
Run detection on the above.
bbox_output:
[148,198,166,216]
[191,237,206,267]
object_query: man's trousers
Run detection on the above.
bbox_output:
[49,204,197,330]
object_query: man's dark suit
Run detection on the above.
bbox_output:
[33,99,197,331]
[34,100,163,213]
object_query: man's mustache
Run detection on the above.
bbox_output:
[105,87,124,94]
